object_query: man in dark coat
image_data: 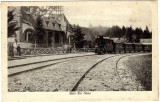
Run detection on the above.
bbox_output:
[9,43,14,57]
[17,44,21,56]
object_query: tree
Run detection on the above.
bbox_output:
[139,27,143,39]
[143,26,151,38]
[103,25,122,38]
[24,6,60,19]
[8,9,20,38]
[121,26,126,37]
[34,16,45,45]
[126,26,134,42]
[132,27,143,43]
[73,25,85,48]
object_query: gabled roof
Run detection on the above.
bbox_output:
[103,37,110,39]
[42,14,73,32]
[140,39,152,43]
[110,38,127,43]
[42,17,63,31]
[62,14,73,32]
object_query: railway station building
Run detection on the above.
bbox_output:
[8,6,73,48]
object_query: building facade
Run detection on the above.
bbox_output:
[8,6,73,48]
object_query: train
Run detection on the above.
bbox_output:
[94,36,152,54]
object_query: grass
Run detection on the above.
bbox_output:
[125,54,152,91]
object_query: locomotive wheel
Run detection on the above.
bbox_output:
[95,49,98,53]
[98,51,102,55]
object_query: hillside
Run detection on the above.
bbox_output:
[81,27,96,42]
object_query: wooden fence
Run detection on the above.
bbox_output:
[12,47,95,55]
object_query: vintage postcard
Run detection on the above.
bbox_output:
[1,0,158,101]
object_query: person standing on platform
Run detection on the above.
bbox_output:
[9,43,14,57]
[17,43,21,56]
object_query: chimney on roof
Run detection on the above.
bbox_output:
[55,6,63,14]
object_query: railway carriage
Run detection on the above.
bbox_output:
[124,43,133,53]
[133,43,143,52]
[142,43,152,52]
[113,42,124,53]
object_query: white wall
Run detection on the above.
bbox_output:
[19,42,33,48]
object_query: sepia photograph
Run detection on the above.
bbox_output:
[1,1,158,101]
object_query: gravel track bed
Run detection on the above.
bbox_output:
[8,59,70,75]
[8,53,94,67]
[116,55,144,91]
[76,53,150,91]
[8,54,115,92]
[76,55,126,91]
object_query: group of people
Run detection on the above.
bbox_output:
[8,43,21,57]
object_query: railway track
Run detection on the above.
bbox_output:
[114,53,151,91]
[8,53,151,91]
[115,55,132,83]
[8,54,95,69]
[8,54,96,77]
[114,54,134,90]
[9,54,119,92]
[71,55,119,91]
[8,60,69,77]
[71,53,151,91]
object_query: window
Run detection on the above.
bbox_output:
[45,21,49,27]
[24,29,34,43]
[55,32,59,43]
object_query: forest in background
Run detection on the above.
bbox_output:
[81,25,152,43]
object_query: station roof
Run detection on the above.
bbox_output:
[103,37,110,39]
[123,43,133,44]
[140,39,152,43]
[110,38,127,43]
[133,43,142,45]
[141,43,152,45]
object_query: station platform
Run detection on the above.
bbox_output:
[8,53,95,68]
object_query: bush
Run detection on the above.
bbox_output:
[126,55,152,91]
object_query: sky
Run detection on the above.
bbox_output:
[64,1,152,31]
